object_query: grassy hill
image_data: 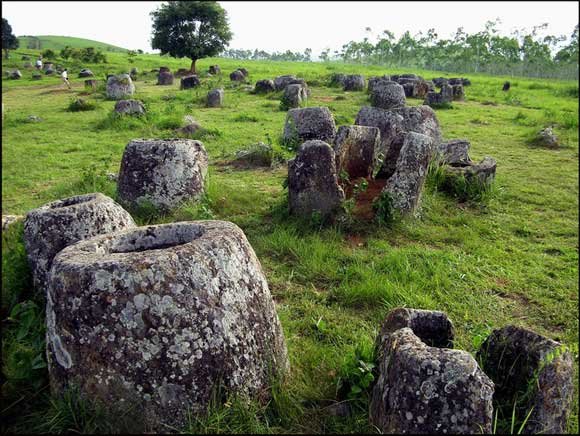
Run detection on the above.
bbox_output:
[1,50,578,433]
[17,35,129,53]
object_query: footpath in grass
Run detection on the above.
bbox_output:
[1,51,578,433]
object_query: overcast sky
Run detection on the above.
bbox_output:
[2,1,578,56]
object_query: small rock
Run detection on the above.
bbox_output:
[207,88,224,108]
[78,68,94,78]
[114,99,146,116]
[536,127,559,148]
[84,79,99,90]
[180,75,200,90]
[230,70,245,82]
[233,143,274,167]
[26,115,43,122]
[254,79,276,93]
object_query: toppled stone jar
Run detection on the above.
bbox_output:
[117,139,208,211]
[477,325,574,434]
[23,193,136,292]
[371,309,494,434]
[47,220,289,432]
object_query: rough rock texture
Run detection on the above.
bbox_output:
[392,105,442,151]
[2,214,23,231]
[180,75,200,90]
[413,80,431,98]
[45,68,54,76]
[157,71,174,86]
[383,132,433,215]
[333,125,381,179]
[441,83,454,102]
[370,81,406,109]
[238,68,249,77]
[106,74,135,100]
[536,127,559,148]
[114,100,146,116]
[377,308,455,351]
[444,157,497,186]
[206,88,224,108]
[23,193,135,292]
[432,77,448,88]
[233,143,274,168]
[43,63,54,71]
[452,84,465,101]
[329,73,346,87]
[78,68,94,78]
[283,107,336,144]
[274,75,297,91]
[254,79,275,93]
[424,83,454,106]
[46,220,289,432]
[208,65,221,75]
[230,70,245,82]
[176,122,202,136]
[288,140,345,219]
[355,106,405,178]
[371,327,494,434]
[130,67,139,80]
[477,326,574,434]
[84,79,99,90]
[343,74,365,91]
[10,70,22,79]
[282,84,308,109]
[117,139,209,210]
[402,82,415,98]
[368,76,392,94]
[437,139,471,165]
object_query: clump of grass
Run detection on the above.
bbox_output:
[372,191,396,225]
[233,113,259,123]
[426,162,495,203]
[67,98,97,112]
[334,341,376,411]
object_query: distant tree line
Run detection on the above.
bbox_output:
[221,48,313,62]
[332,21,579,80]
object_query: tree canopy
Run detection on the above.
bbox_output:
[150,1,232,73]
[2,18,19,59]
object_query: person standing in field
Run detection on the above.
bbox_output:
[35,56,42,70]
[61,69,71,89]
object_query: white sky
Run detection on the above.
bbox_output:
[2,1,578,56]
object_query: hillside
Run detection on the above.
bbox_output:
[17,35,129,52]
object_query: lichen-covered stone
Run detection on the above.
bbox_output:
[46,220,289,432]
[333,125,381,179]
[412,80,431,98]
[283,107,336,144]
[106,74,135,100]
[180,75,200,90]
[23,193,135,292]
[282,84,308,109]
[452,84,465,101]
[117,139,208,211]
[367,76,392,94]
[10,70,22,79]
[254,79,275,93]
[392,105,442,151]
[2,214,23,231]
[208,65,221,75]
[274,75,297,91]
[288,140,345,219]
[207,88,224,108]
[370,327,494,434]
[370,81,406,109]
[114,99,146,116]
[377,308,455,351]
[157,71,174,86]
[329,73,346,87]
[444,157,497,186]
[383,132,433,215]
[78,68,94,78]
[477,325,574,434]
[343,74,365,91]
[230,70,245,82]
[437,139,471,165]
[536,127,559,148]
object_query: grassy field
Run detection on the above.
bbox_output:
[17,35,128,53]
[2,48,578,433]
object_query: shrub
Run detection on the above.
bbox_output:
[427,162,494,203]
[67,98,97,112]
[372,191,396,225]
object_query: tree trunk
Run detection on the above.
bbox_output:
[190,59,197,74]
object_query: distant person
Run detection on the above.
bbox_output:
[61,69,71,89]
[35,57,43,70]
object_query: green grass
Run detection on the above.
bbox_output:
[2,48,578,433]
[17,35,128,53]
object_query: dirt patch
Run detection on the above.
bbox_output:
[317,96,335,102]
[346,233,366,249]
[342,176,388,221]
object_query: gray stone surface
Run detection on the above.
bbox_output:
[23,193,135,292]
[274,75,297,91]
[117,139,208,210]
[329,73,346,87]
[370,81,406,109]
[452,84,465,101]
[254,79,275,93]
[47,220,288,432]
[477,325,574,434]
[536,127,559,148]
[283,107,336,144]
[282,84,308,109]
[333,125,381,179]
[114,99,146,116]
[437,139,471,165]
[383,132,433,214]
[209,65,221,75]
[343,74,365,91]
[10,70,22,79]
[106,74,135,100]
[157,71,174,86]
[367,76,392,94]
[207,88,224,108]
[230,70,245,82]
[444,157,497,186]
[180,75,200,90]
[288,140,345,219]
[371,327,494,434]
[391,105,442,151]
[78,68,94,78]
[2,214,23,231]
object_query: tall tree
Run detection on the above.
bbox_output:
[150,1,233,74]
[2,18,19,60]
